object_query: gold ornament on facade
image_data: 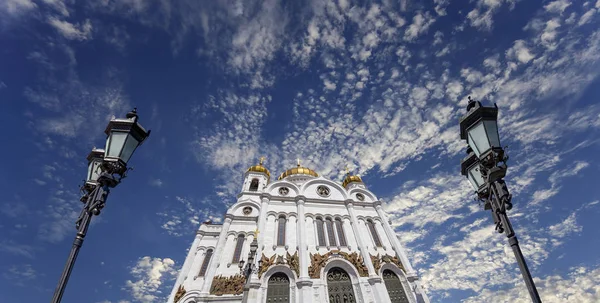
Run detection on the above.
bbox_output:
[376,254,405,272]
[342,165,364,188]
[247,157,270,178]
[173,285,186,303]
[209,274,246,296]
[370,254,382,272]
[258,253,276,278]
[308,250,369,278]
[278,159,319,180]
[286,251,300,277]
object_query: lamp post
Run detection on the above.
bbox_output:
[239,237,260,303]
[459,97,541,303]
[51,109,150,303]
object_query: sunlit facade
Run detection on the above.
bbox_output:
[168,161,430,303]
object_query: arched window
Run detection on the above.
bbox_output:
[367,220,382,247]
[335,218,347,247]
[315,217,326,246]
[198,249,213,277]
[249,178,259,191]
[232,234,245,263]
[327,267,356,303]
[266,272,290,302]
[326,218,337,246]
[277,216,286,246]
[383,270,409,303]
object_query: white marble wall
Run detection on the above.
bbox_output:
[169,173,429,303]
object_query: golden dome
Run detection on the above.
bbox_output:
[247,157,270,177]
[342,174,363,188]
[278,164,319,180]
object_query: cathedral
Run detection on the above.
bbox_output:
[168,159,430,303]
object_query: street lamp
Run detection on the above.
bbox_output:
[459,97,541,303]
[51,108,150,303]
[240,237,259,303]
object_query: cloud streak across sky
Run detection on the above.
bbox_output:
[1,0,600,302]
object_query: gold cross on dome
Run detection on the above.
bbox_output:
[345,165,350,175]
[296,158,301,167]
[259,156,266,165]
[254,228,260,238]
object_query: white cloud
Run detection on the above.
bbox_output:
[323,78,337,91]
[0,0,36,15]
[465,265,600,302]
[149,178,163,187]
[544,0,572,14]
[578,8,597,26]
[2,264,38,286]
[124,256,177,302]
[48,18,93,41]
[157,196,222,237]
[0,240,35,258]
[548,212,582,238]
[404,12,436,41]
[507,40,535,64]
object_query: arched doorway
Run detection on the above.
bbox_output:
[327,267,356,303]
[382,269,409,303]
[266,272,289,302]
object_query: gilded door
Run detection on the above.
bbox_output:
[266,273,290,303]
[327,267,356,303]
[383,270,409,303]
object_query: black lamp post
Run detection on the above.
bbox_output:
[459,97,542,303]
[240,237,259,303]
[51,109,150,303]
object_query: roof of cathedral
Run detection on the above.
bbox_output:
[246,158,270,177]
[342,174,363,188]
[278,164,319,180]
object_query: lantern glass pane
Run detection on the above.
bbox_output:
[87,160,102,182]
[467,121,490,157]
[484,120,501,149]
[107,132,127,158]
[467,165,484,190]
[120,134,139,164]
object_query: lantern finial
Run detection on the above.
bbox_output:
[126,108,138,122]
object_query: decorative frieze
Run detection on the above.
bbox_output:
[209,274,245,296]
[370,254,405,272]
[308,250,369,278]
[258,254,276,278]
[173,285,186,303]
[286,251,300,276]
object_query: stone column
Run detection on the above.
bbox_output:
[373,202,414,274]
[257,194,271,256]
[295,196,313,301]
[345,200,376,275]
[167,233,203,301]
[374,201,429,303]
[345,200,390,303]
[200,215,233,294]
[188,247,205,280]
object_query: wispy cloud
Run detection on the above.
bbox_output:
[123,256,177,302]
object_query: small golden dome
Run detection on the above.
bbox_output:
[278,164,319,180]
[342,174,363,188]
[247,157,270,177]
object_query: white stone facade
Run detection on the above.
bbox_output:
[168,166,430,303]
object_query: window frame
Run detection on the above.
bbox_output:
[367,219,383,247]
[277,216,286,246]
[335,218,347,247]
[325,217,337,247]
[198,249,213,277]
[231,234,246,263]
[315,217,326,246]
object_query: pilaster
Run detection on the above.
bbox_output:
[344,199,377,277]
[373,202,415,274]
[200,216,233,294]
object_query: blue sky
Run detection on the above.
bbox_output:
[1,0,600,302]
